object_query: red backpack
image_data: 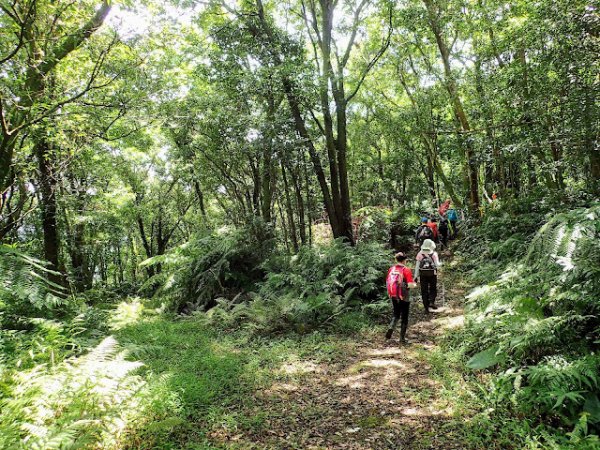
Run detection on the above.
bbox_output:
[387,264,408,300]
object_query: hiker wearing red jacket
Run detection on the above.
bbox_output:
[427,218,439,242]
[386,252,417,344]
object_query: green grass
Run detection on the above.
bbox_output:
[110,302,367,449]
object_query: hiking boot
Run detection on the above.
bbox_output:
[429,304,438,310]
[385,328,394,339]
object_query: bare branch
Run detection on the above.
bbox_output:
[345,3,393,103]
[340,0,369,69]
[307,106,325,135]
[0,1,36,66]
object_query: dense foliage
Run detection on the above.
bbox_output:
[449,204,600,445]
[0,0,598,447]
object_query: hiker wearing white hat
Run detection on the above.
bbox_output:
[414,239,442,313]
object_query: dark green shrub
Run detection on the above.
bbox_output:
[145,219,275,313]
[454,205,600,436]
[204,239,390,334]
[260,238,389,304]
[354,206,392,245]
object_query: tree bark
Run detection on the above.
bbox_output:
[281,161,298,253]
[35,139,64,286]
[423,0,479,212]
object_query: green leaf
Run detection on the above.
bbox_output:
[467,345,506,370]
[583,394,600,424]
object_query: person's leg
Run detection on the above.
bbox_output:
[430,275,438,308]
[420,279,429,312]
[386,298,401,338]
[399,300,410,343]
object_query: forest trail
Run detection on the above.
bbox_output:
[208,255,470,449]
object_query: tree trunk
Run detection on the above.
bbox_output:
[281,162,298,253]
[423,0,479,212]
[194,181,207,217]
[291,163,307,246]
[35,139,64,287]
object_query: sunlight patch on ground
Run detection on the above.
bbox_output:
[270,383,298,392]
[363,358,407,369]
[280,360,321,375]
[366,347,413,358]
[335,372,371,389]
[400,405,451,417]
[434,314,465,330]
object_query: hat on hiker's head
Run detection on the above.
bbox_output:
[421,217,428,223]
[395,252,407,262]
[420,239,436,254]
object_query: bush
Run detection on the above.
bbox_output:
[453,204,600,436]
[260,239,389,305]
[0,245,69,328]
[354,206,392,245]
[144,218,276,313]
[204,239,390,334]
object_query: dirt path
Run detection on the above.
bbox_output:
[209,255,468,449]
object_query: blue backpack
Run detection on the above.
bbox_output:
[447,209,458,221]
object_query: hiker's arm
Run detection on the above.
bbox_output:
[404,267,417,288]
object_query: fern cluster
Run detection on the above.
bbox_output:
[0,245,68,326]
[453,204,600,437]
[0,336,156,449]
[203,239,390,334]
[143,218,276,313]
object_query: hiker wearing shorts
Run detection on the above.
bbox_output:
[414,239,441,313]
[386,252,417,344]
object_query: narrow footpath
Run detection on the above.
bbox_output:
[208,253,471,449]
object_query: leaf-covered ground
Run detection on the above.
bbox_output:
[204,270,472,449]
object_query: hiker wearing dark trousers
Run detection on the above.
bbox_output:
[415,218,434,246]
[386,252,417,344]
[414,239,441,313]
[439,218,449,248]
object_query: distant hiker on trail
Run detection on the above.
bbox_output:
[439,217,449,248]
[415,218,434,246]
[447,208,458,239]
[438,199,451,217]
[386,252,417,344]
[414,239,441,314]
[427,217,439,243]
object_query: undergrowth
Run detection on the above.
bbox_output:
[445,203,600,447]
[202,239,389,335]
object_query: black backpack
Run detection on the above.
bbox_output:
[439,219,448,233]
[419,254,436,276]
[417,225,434,244]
